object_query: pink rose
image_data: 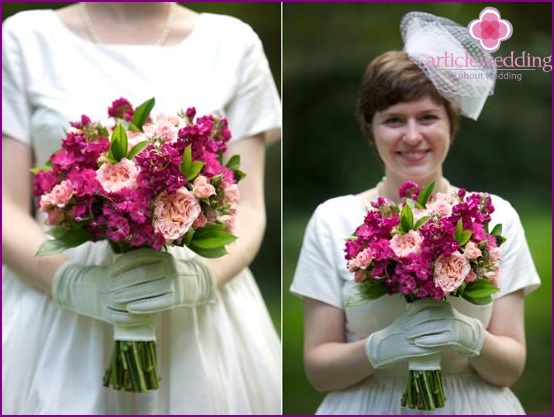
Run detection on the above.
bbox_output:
[192,212,208,229]
[143,115,179,142]
[153,188,201,242]
[347,248,373,271]
[433,252,471,293]
[465,269,477,283]
[219,214,237,234]
[390,230,422,258]
[192,175,216,199]
[485,267,501,286]
[96,158,139,193]
[489,247,501,262]
[223,184,240,205]
[39,180,74,209]
[426,192,456,217]
[463,241,482,260]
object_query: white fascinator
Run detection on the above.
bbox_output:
[401,12,497,120]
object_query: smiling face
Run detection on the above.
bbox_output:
[371,95,451,185]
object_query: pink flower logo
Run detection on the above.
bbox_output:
[467,7,513,53]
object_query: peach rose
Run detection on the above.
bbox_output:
[347,248,374,272]
[153,188,201,242]
[219,214,237,234]
[96,158,139,193]
[434,252,471,293]
[463,241,482,260]
[192,175,216,199]
[223,184,240,205]
[390,230,422,258]
[426,192,456,217]
[39,180,74,209]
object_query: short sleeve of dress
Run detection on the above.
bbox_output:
[224,22,281,145]
[290,203,344,309]
[2,14,32,144]
[492,196,541,299]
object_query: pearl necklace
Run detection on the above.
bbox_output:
[80,2,177,46]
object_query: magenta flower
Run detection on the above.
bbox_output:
[467,7,513,53]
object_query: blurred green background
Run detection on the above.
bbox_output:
[283,2,551,415]
[1,2,282,331]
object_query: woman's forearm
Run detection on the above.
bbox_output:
[2,200,66,295]
[305,339,373,392]
[469,331,526,387]
[207,201,266,287]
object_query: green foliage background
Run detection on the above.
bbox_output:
[283,2,551,415]
[1,2,282,330]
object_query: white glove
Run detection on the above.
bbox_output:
[112,248,217,314]
[365,309,441,369]
[52,250,163,328]
[406,299,485,357]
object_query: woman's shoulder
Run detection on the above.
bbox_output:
[197,13,258,42]
[3,9,55,31]
[3,9,58,43]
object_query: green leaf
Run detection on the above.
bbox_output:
[225,155,241,170]
[233,170,247,182]
[413,216,431,230]
[490,224,506,246]
[490,224,503,236]
[127,141,150,160]
[190,230,237,249]
[463,279,499,299]
[36,227,92,256]
[30,160,53,175]
[131,97,155,131]
[355,280,388,301]
[400,204,414,232]
[462,294,493,305]
[454,219,473,246]
[186,161,204,181]
[181,145,192,175]
[188,243,228,258]
[109,124,128,162]
[417,181,435,207]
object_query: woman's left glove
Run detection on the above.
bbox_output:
[114,248,217,314]
[405,299,486,357]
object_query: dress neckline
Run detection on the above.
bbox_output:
[48,9,204,50]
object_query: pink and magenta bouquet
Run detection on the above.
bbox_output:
[345,181,505,410]
[32,97,244,392]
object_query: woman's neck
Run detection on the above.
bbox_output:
[85,2,173,22]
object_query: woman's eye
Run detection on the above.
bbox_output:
[384,117,401,125]
[421,114,438,122]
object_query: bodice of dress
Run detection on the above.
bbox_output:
[3,10,280,165]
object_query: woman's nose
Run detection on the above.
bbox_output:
[402,120,422,145]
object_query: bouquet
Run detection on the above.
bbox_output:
[32,97,244,392]
[345,181,505,411]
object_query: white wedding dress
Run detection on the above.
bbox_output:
[291,192,540,415]
[2,10,281,414]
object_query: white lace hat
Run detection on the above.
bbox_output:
[401,12,497,120]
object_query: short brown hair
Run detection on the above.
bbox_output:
[356,51,460,142]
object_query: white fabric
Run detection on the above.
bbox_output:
[401,12,496,120]
[2,10,281,415]
[291,191,540,415]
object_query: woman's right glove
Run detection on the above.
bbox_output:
[365,309,441,369]
[51,250,166,327]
